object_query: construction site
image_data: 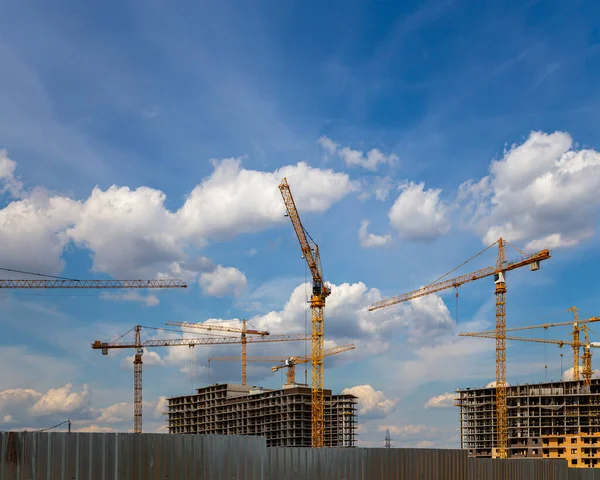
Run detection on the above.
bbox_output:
[4,175,600,476]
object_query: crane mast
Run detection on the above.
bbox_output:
[369,238,550,458]
[279,177,329,448]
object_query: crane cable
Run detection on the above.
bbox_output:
[422,241,497,290]
[0,266,79,281]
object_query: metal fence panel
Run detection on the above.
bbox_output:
[3,431,600,479]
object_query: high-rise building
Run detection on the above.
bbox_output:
[167,383,357,447]
[456,379,600,468]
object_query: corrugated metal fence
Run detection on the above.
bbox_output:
[1,431,599,479]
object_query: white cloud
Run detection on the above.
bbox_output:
[317,135,398,171]
[176,158,354,241]
[341,385,397,418]
[317,135,339,156]
[102,291,160,307]
[121,349,165,369]
[75,425,117,433]
[66,185,184,278]
[485,381,511,388]
[0,149,23,197]
[563,366,600,381]
[0,153,353,278]
[379,424,436,437]
[0,189,81,275]
[249,281,454,347]
[30,383,91,416]
[373,176,395,201]
[424,392,455,409]
[0,384,92,428]
[95,402,130,424]
[358,220,392,248]
[388,181,450,241]
[459,131,600,249]
[199,265,248,298]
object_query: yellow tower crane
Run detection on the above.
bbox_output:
[469,307,600,382]
[368,238,551,458]
[165,320,269,386]
[459,324,600,385]
[92,325,309,433]
[279,177,329,447]
[208,344,355,384]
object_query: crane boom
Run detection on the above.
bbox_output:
[0,279,187,289]
[92,333,309,350]
[368,249,550,312]
[166,320,268,336]
[279,178,326,288]
[210,355,287,362]
[475,316,600,334]
[460,331,573,346]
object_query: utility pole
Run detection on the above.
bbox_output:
[385,429,393,448]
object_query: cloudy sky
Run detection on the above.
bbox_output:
[1,0,600,448]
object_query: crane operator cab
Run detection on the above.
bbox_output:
[313,279,323,296]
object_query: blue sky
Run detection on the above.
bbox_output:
[1,0,600,447]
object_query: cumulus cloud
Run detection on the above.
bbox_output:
[0,384,92,429]
[563,366,600,381]
[0,190,81,275]
[388,182,450,241]
[458,131,600,249]
[199,265,248,298]
[121,349,165,369]
[29,383,91,416]
[358,220,392,248]
[249,281,454,347]
[341,385,397,419]
[0,382,169,433]
[0,149,23,197]
[0,153,353,278]
[318,136,398,171]
[485,381,511,388]
[424,392,455,409]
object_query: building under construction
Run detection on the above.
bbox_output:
[456,379,600,468]
[166,383,357,447]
